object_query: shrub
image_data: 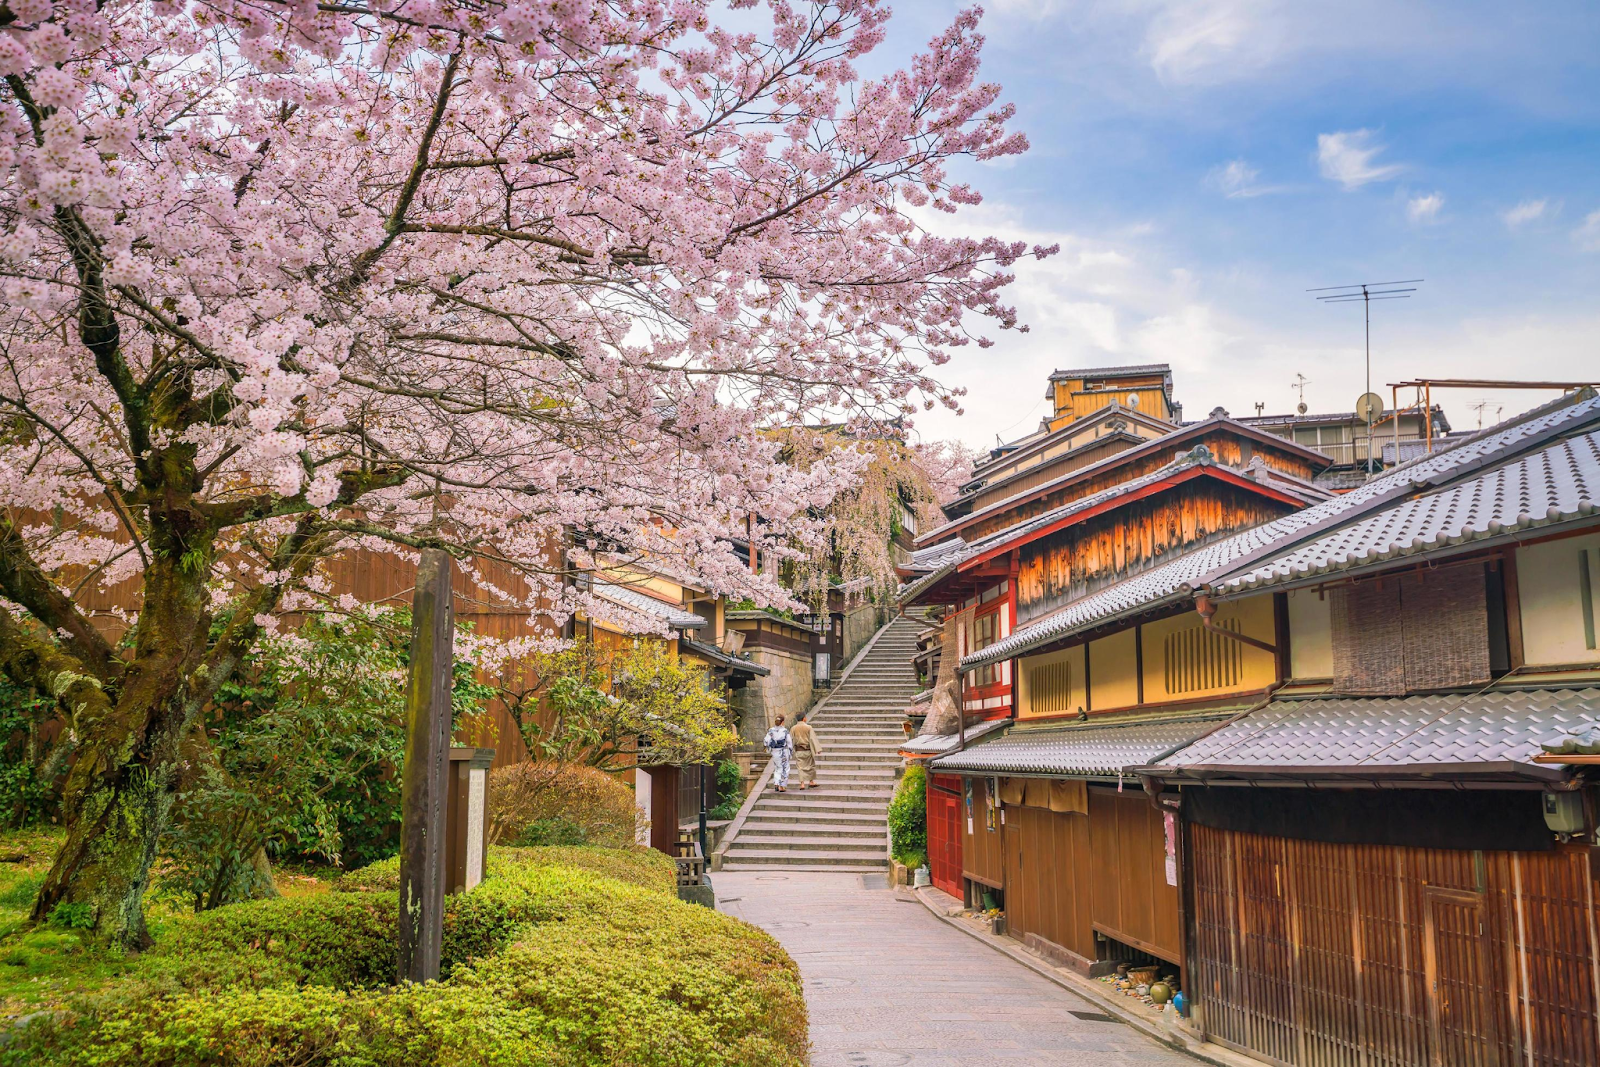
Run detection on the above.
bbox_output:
[9,848,806,1067]
[708,760,744,820]
[332,845,675,896]
[887,764,927,866]
[487,761,640,849]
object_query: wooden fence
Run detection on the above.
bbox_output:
[1189,823,1600,1067]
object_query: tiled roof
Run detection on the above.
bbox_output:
[1543,724,1600,756]
[931,714,1229,777]
[1219,429,1600,593]
[1049,363,1173,382]
[906,539,970,571]
[725,609,822,633]
[930,414,1331,541]
[680,637,771,676]
[589,581,706,630]
[963,391,1600,670]
[901,449,1220,605]
[1145,688,1600,781]
[900,717,1008,759]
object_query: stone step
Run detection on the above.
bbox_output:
[755,798,889,815]
[745,810,888,827]
[719,861,889,872]
[733,832,888,847]
[721,849,888,866]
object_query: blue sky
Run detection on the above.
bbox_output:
[877,1,1600,449]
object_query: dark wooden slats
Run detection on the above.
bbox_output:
[1190,825,1600,1067]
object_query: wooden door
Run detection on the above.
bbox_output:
[927,782,963,898]
[1423,888,1499,1067]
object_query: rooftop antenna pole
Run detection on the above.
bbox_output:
[1291,373,1310,416]
[1308,279,1423,478]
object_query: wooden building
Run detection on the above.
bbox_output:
[899,367,1333,953]
[940,389,1600,1067]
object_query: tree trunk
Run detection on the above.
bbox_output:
[30,688,193,947]
[31,555,213,949]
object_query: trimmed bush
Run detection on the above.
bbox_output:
[487,761,640,848]
[8,848,805,1067]
[334,845,676,895]
[887,764,927,867]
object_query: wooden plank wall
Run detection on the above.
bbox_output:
[961,777,1006,889]
[1004,804,1096,959]
[964,428,1316,542]
[1089,789,1184,965]
[1015,484,1289,624]
[1190,823,1600,1067]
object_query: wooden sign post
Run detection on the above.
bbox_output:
[398,548,454,983]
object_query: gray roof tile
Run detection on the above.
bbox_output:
[590,581,705,630]
[932,714,1229,777]
[1220,429,1600,592]
[1147,688,1600,780]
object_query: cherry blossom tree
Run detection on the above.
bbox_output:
[0,0,1042,946]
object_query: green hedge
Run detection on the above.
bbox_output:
[9,849,804,1067]
[334,845,677,896]
[886,764,927,867]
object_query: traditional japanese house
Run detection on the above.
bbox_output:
[946,388,1600,1067]
[900,371,1333,902]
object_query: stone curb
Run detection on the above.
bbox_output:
[909,886,1261,1067]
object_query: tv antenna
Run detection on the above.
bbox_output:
[1468,399,1502,430]
[1308,279,1423,476]
[1291,373,1310,415]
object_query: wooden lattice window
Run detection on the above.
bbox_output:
[970,610,999,687]
[1163,620,1244,695]
[1026,658,1074,715]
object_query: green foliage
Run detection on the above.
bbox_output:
[334,846,676,896]
[46,904,95,932]
[500,638,735,772]
[162,610,496,911]
[7,848,806,1067]
[887,764,927,866]
[488,761,640,849]
[0,677,67,828]
[708,760,744,820]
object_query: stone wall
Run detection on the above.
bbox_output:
[841,602,888,667]
[731,646,816,745]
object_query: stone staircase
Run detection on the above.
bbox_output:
[719,615,925,871]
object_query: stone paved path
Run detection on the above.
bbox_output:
[714,871,1195,1067]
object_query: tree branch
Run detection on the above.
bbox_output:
[0,516,121,683]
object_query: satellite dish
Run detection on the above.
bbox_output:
[1126,392,1140,408]
[1296,401,1308,415]
[1355,392,1384,424]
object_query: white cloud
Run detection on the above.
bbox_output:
[1574,209,1600,253]
[1317,129,1404,189]
[1502,198,1548,228]
[1144,1,1285,83]
[1406,192,1444,224]
[1206,159,1285,199]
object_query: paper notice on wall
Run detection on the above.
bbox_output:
[967,817,974,834]
[1163,809,1178,887]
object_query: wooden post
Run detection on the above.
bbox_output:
[399,548,454,983]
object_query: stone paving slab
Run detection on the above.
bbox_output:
[714,871,1198,1067]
